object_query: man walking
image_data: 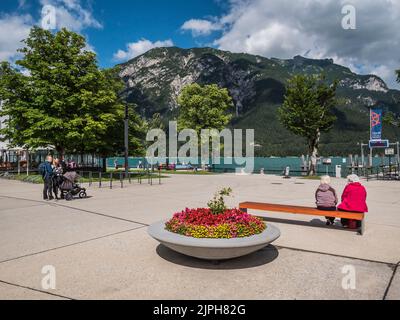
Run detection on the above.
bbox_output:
[40,155,54,200]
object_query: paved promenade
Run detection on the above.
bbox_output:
[0,174,399,300]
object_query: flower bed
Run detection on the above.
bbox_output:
[165,208,266,239]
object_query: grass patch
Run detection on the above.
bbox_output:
[107,168,217,175]
[1,172,168,185]
[299,175,324,180]
[157,170,217,175]
[10,174,44,184]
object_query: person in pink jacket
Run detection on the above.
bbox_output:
[338,175,368,228]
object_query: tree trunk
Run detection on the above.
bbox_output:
[56,146,65,161]
[308,130,320,176]
[102,156,107,173]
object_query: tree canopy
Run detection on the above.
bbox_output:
[0,27,144,158]
[278,74,337,175]
[177,83,233,133]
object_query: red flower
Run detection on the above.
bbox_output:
[166,208,264,228]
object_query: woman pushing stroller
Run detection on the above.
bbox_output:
[60,170,87,201]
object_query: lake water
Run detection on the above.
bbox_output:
[108,156,396,177]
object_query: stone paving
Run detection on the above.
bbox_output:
[0,174,399,300]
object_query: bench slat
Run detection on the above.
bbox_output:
[239,202,364,221]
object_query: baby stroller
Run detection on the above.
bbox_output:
[60,171,87,201]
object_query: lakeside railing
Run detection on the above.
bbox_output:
[1,164,399,183]
[76,170,162,188]
[365,164,400,181]
[0,169,163,188]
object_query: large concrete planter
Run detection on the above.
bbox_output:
[148,221,280,260]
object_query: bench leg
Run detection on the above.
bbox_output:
[359,219,365,236]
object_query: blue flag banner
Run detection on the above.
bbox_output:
[370,108,383,140]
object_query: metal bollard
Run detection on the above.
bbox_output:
[120,171,123,188]
[110,172,113,189]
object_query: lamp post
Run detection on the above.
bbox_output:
[124,104,129,176]
[397,141,400,165]
[26,149,29,176]
[17,150,20,175]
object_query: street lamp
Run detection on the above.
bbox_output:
[124,104,129,176]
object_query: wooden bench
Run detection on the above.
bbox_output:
[239,202,365,235]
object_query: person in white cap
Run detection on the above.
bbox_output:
[315,175,338,225]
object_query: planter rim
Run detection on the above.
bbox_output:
[148,220,280,249]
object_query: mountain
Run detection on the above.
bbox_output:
[117,47,400,156]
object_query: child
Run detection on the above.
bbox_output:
[315,175,338,225]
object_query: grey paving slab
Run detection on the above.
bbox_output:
[0,282,68,300]
[386,266,400,300]
[0,198,143,262]
[0,228,393,300]
[3,175,398,263]
[0,197,45,211]
[0,176,399,300]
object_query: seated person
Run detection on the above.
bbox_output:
[315,175,338,225]
[338,174,368,229]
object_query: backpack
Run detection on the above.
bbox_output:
[38,162,46,178]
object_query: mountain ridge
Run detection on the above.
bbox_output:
[116,46,400,156]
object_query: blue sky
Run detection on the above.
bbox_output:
[0,0,227,68]
[0,0,399,88]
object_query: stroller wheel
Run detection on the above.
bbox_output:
[79,191,87,199]
[65,193,73,201]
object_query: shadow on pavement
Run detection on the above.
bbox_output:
[55,195,94,202]
[259,217,355,233]
[156,244,279,270]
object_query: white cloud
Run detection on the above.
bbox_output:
[181,19,221,37]
[0,1,100,63]
[0,14,33,62]
[113,39,174,62]
[83,42,96,53]
[191,0,400,89]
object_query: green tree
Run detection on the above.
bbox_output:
[384,111,400,127]
[148,113,164,130]
[0,27,143,165]
[382,70,400,129]
[385,69,400,128]
[278,74,337,175]
[177,83,233,133]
